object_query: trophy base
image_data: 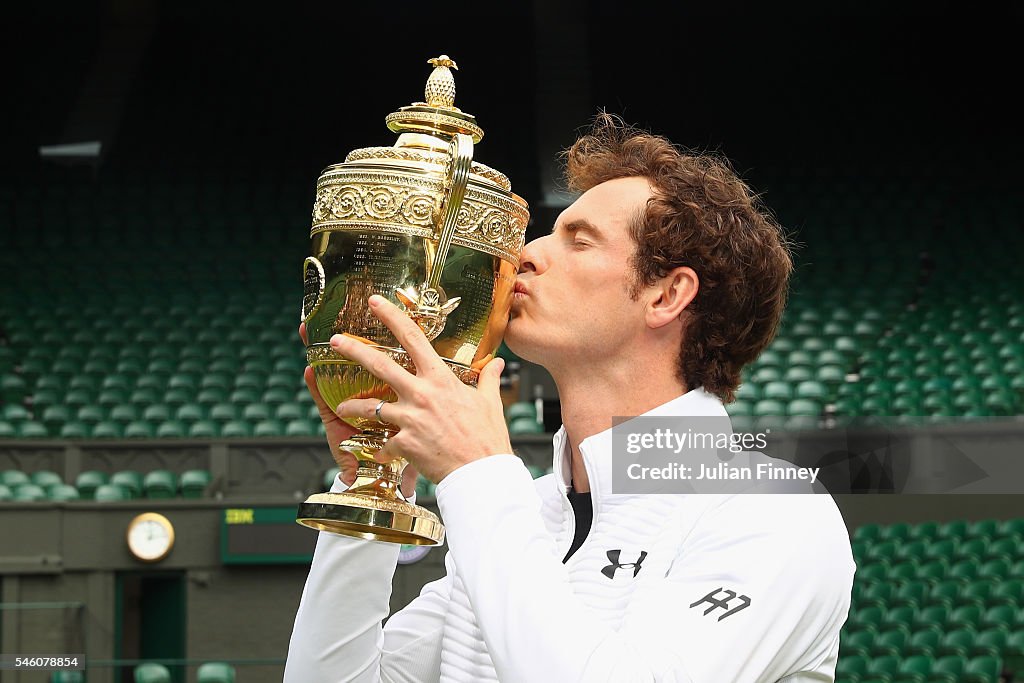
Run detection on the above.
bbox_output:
[297,492,445,545]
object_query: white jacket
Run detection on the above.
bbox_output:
[285,388,855,682]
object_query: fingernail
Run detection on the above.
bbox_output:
[368,295,384,308]
[330,334,344,347]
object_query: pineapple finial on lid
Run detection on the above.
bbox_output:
[425,55,459,109]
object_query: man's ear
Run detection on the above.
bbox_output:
[646,267,698,329]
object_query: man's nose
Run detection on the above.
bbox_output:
[518,235,547,274]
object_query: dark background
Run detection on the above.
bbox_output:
[3,0,1020,234]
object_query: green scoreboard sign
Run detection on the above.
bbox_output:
[220,507,316,564]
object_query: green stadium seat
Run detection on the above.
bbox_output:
[984,536,1017,561]
[866,654,900,678]
[751,367,782,383]
[275,402,305,421]
[842,628,874,657]
[937,627,976,657]
[836,654,870,679]
[990,580,1024,606]
[914,605,950,632]
[41,405,72,430]
[110,471,143,498]
[872,626,910,656]
[2,470,30,488]
[966,518,999,540]
[50,671,85,682]
[898,654,933,681]
[188,420,218,437]
[59,421,90,438]
[927,655,964,682]
[92,421,124,438]
[923,538,956,563]
[210,404,240,422]
[977,558,1010,579]
[880,606,916,632]
[94,484,130,502]
[961,655,1001,683]
[971,627,1008,658]
[75,471,109,499]
[505,402,537,422]
[143,404,172,422]
[893,581,928,608]
[948,605,983,630]
[156,420,187,438]
[243,404,273,422]
[165,388,192,407]
[1,375,29,403]
[948,559,978,581]
[143,470,178,498]
[860,582,893,607]
[959,580,991,606]
[509,416,544,435]
[847,605,884,632]
[907,625,942,656]
[181,470,212,498]
[783,366,814,383]
[134,662,171,683]
[2,404,31,422]
[979,605,1018,631]
[196,662,236,683]
[14,484,47,501]
[998,518,1024,537]
[124,421,155,438]
[49,484,80,501]
[856,563,890,584]
[31,470,62,489]
[197,388,228,405]
[0,484,11,500]
[285,419,315,436]
[16,421,48,437]
[0,420,16,438]
[110,404,140,424]
[254,419,284,436]
[889,562,918,582]
[221,420,252,437]
[896,540,928,563]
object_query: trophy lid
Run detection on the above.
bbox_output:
[385,55,485,143]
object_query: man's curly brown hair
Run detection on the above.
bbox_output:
[563,114,793,403]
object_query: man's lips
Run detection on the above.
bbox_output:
[513,281,529,297]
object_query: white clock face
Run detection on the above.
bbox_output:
[127,514,173,561]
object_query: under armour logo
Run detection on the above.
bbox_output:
[689,588,751,621]
[601,549,648,579]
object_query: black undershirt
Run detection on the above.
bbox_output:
[562,486,593,563]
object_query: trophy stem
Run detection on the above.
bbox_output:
[295,430,444,545]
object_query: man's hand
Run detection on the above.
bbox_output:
[333,295,513,483]
[299,322,419,497]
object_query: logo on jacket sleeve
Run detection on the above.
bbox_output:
[601,549,648,579]
[689,588,751,621]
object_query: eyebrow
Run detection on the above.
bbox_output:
[552,218,604,240]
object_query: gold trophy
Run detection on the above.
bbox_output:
[296,56,529,545]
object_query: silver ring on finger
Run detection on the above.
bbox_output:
[375,399,389,424]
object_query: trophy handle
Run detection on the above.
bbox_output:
[426,132,474,290]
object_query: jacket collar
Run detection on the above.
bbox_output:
[550,387,731,503]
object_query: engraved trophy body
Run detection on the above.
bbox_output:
[296,56,529,545]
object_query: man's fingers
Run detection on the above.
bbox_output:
[367,295,446,374]
[330,332,417,394]
[298,322,308,347]
[336,397,406,426]
[476,356,505,398]
[303,366,334,418]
